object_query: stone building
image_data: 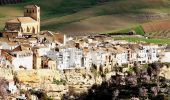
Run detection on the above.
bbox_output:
[3,5,40,38]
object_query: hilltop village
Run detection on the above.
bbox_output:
[0,5,170,100]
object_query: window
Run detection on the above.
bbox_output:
[32,27,35,33]
[13,54,17,57]
[27,27,30,32]
[146,50,149,53]
[21,27,24,32]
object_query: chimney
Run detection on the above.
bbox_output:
[63,34,66,45]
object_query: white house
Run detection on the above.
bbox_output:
[7,80,17,94]
[160,52,170,62]
[46,50,59,60]
[83,48,106,69]
[0,56,6,66]
[0,42,18,50]
[136,44,158,64]
[112,46,128,66]
[46,48,83,70]
[159,46,170,63]
[35,46,51,56]
[10,50,33,70]
[57,48,83,70]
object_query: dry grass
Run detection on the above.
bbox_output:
[58,15,137,33]
[40,0,170,33]
[1,0,170,35]
[0,6,22,30]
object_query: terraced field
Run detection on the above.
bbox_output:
[1,0,170,35]
[142,20,170,33]
[141,20,170,38]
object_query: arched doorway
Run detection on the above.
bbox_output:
[32,27,35,33]
[27,27,30,32]
[21,27,24,32]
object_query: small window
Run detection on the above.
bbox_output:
[21,27,24,32]
[27,27,30,32]
[13,54,17,57]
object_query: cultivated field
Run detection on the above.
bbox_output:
[142,20,170,33]
[1,0,170,35]
[141,20,170,38]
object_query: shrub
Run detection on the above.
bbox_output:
[53,79,66,85]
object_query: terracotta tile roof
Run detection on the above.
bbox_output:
[112,46,127,53]
[11,45,30,52]
[129,44,141,51]
[39,31,54,36]
[0,38,10,42]
[11,45,22,52]
[6,18,20,23]
[28,38,37,41]
[18,17,37,23]
[38,31,64,43]
[120,44,140,51]
[53,34,64,43]
[21,44,31,48]
[8,42,18,46]
[24,5,39,8]
[7,17,37,23]
[1,50,12,63]
[83,48,89,54]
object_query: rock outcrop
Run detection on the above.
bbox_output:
[159,65,170,80]
[15,69,61,83]
[0,68,13,80]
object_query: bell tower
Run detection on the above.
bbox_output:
[24,5,40,33]
[24,5,40,22]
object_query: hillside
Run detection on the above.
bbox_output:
[0,0,23,5]
[1,0,170,34]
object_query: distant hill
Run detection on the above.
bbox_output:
[0,0,23,5]
[1,0,170,36]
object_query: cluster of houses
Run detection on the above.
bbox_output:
[0,31,169,71]
[0,5,170,72]
[1,4,170,99]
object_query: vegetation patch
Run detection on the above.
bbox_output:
[0,14,5,18]
[53,79,66,85]
[115,25,145,35]
[113,37,170,44]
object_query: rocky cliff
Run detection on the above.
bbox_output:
[0,68,13,80]
[15,69,61,84]
[159,65,170,80]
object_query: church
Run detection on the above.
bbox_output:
[3,5,40,38]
